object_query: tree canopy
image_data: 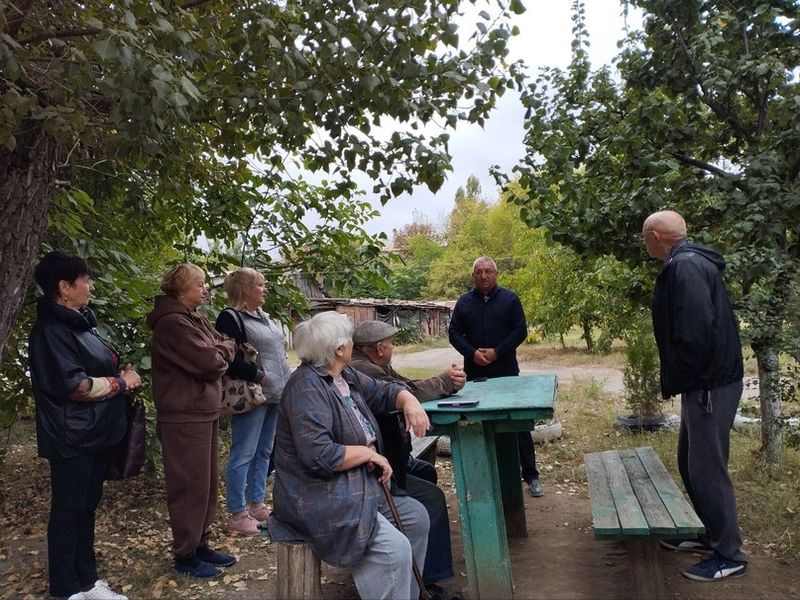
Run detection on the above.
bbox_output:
[0,0,526,366]
[505,0,800,461]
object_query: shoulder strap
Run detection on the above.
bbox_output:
[224,308,248,343]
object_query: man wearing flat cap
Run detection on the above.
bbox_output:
[351,320,465,599]
[352,320,466,402]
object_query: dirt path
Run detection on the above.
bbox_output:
[392,347,625,394]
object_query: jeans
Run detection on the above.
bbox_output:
[47,451,109,597]
[352,495,429,600]
[226,403,278,513]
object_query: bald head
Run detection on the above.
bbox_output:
[643,210,687,238]
[642,210,687,260]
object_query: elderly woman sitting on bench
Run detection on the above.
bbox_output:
[267,311,430,600]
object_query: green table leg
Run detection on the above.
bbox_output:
[449,420,514,599]
[495,432,527,537]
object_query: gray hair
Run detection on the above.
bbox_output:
[472,256,497,272]
[294,311,353,367]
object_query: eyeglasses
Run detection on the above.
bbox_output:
[473,269,497,276]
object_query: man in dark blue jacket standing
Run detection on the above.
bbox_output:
[643,210,747,582]
[448,256,543,497]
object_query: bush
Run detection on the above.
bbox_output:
[622,314,663,418]
[393,322,424,345]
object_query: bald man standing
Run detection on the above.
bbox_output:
[642,210,747,581]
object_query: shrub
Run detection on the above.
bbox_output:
[622,314,663,418]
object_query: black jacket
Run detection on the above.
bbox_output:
[651,240,743,398]
[448,285,527,380]
[28,300,127,459]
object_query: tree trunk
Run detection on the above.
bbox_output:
[0,125,60,364]
[755,343,783,464]
[581,317,594,352]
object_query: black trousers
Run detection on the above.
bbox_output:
[518,431,539,483]
[48,451,110,597]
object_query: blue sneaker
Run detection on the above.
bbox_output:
[682,554,747,581]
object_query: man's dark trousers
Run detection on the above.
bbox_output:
[405,474,454,583]
[679,379,746,563]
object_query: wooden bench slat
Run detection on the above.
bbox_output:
[600,450,649,535]
[618,449,675,535]
[635,447,705,535]
[584,452,622,539]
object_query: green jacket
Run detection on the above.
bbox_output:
[350,348,455,402]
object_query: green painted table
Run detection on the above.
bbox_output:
[420,374,557,599]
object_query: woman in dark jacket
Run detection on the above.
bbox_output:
[147,263,236,579]
[29,251,141,600]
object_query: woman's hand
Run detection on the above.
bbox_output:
[396,390,430,437]
[339,446,393,484]
[365,450,393,484]
[121,363,141,391]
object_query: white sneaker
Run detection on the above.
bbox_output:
[67,593,86,600]
[82,580,128,600]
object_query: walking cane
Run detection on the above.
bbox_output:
[380,479,432,600]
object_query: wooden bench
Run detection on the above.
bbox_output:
[273,436,440,599]
[410,434,439,465]
[584,446,705,600]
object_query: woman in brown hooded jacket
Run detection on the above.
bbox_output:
[147,264,236,579]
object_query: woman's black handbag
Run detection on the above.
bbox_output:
[106,398,146,480]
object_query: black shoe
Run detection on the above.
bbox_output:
[527,478,544,497]
[660,538,713,554]
[196,546,237,567]
[174,555,220,578]
[425,583,464,600]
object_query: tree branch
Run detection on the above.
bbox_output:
[670,151,748,193]
[179,0,215,9]
[3,0,34,38]
[17,27,102,45]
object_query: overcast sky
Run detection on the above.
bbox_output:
[362,0,642,238]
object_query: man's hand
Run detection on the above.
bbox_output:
[473,349,492,366]
[397,390,430,437]
[478,347,498,363]
[447,363,466,390]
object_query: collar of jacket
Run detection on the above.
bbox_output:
[470,284,499,301]
[36,297,97,330]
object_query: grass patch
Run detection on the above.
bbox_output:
[538,377,800,561]
[395,336,452,354]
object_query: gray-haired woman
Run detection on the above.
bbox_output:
[268,311,430,600]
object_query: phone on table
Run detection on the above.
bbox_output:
[437,400,479,408]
